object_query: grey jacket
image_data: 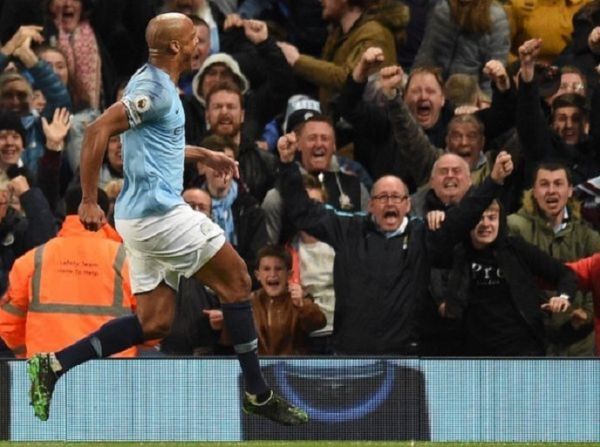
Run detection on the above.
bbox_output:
[413,0,510,93]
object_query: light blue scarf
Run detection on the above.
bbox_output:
[210,181,238,245]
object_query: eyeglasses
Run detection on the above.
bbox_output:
[372,194,408,204]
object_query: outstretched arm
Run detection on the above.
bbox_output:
[515,39,553,163]
[38,107,71,212]
[337,47,389,134]
[285,22,400,92]
[243,20,295,132]
[478,60,517,143]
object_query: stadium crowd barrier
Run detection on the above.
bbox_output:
[0,357,598,442]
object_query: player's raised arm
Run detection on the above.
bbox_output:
[79,103,129,231]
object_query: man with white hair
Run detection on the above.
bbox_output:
[411,153,473,218]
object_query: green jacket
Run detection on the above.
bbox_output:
[507,190,600,356]
[294,0,409,110]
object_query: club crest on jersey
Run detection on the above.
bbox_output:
[134,95,151,113]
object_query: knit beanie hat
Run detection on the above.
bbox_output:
[0,111,26,143]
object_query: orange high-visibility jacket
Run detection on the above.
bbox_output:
[0,216,137,358]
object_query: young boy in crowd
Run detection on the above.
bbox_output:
[251,245,326,355]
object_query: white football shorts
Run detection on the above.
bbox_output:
[116,204,226,294]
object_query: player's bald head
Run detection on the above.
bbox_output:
[146,12,193,54]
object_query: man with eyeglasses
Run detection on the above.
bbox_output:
[277,126,515,355]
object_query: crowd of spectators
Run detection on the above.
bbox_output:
[1,0,600,359]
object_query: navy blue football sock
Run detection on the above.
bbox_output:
[0,336,14,358]
[55,315,144,374]
[221,301,269,397]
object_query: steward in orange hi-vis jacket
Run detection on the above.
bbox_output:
[0,188,137,358]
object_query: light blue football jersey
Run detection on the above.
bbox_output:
[115,64,186,219]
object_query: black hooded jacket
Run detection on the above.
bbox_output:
[437,201,578,355]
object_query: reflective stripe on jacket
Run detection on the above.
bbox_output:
[0,216,137,358]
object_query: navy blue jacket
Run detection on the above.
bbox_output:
[279,161,502,354]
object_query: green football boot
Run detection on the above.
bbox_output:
[27,353,58,421]
[243,391,309,426]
